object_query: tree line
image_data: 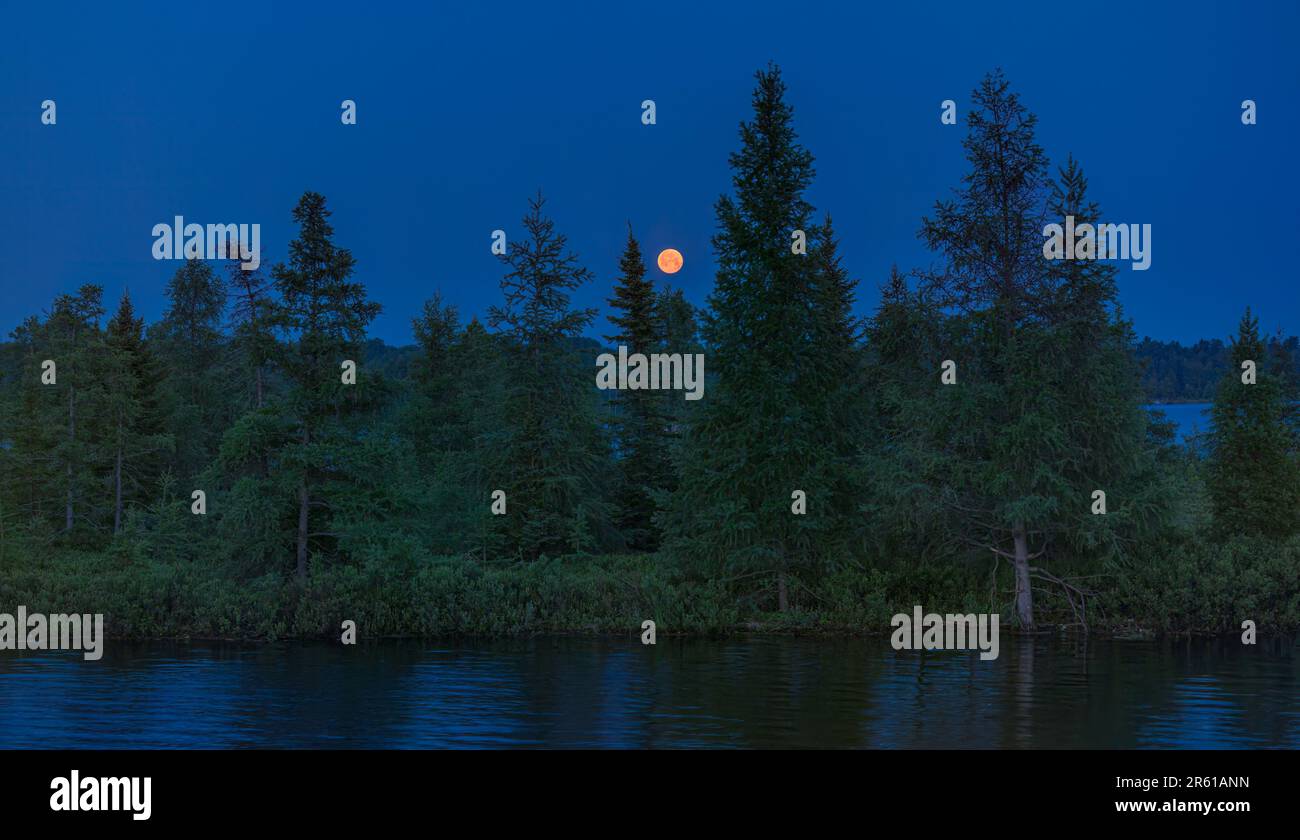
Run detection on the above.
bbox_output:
[2,65,1298,633]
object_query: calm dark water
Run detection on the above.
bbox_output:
[1145,402,1211,443]
[1,637,1296,748]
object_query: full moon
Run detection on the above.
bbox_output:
[657,248,683,274]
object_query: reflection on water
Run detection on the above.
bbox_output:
[0,637,1296,748]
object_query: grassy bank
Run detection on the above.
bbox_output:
[3,537,1298,641]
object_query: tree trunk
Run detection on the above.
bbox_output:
[255,366,263,409]
[1012,520,1034,629]
[777,570,789,612]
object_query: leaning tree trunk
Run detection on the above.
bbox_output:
[1012,520,1034,629]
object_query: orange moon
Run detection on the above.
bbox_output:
[657,248,683,274]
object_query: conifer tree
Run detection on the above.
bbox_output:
[270,191,382,580]
[881,73,1164,627]
[46,286,107,535]
[3,315,64,529]
[861,267,946,559]
[660,64,863,609]
[1206,309,1300,539]
[448,317,510,558]
[605,226,673,550]
[488,192,613,558]
[1043,157,1167,561]
[908,70,1057,627]
[103,291,170,533]
[153,259,229,481]
[650,285,702,495]
[226,256,276,410]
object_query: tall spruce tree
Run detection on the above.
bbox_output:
[879,72,1163,627]
[226,256,276,410]
[3,315,64,530]
[153,259,229,482]
[660,64,863,610]
[605,226,673,550]
[861,267,948,561]
[47,286,107,535]
[1043,157,1167,562]
[265,192,382,580]
[651,285,702,497]
[1206,309,1300,539]
[488,192,613,558]
[912,70,1055,627]
[103,291,170,533]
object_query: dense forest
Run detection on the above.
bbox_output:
[1138,335,1300,402]
[254,333,1300,406]
[2,67,1299,640]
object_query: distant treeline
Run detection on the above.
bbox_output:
[271,334,1300,407]
[1136,335,1300,402]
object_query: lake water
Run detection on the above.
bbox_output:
[1,636,1296,748]
[1145,402,1211,443]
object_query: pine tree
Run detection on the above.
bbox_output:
[911,70,1056,627]
[2,315,64,533]
[1044,157,1167,562]
[1206,309,1300,539]
[660,64,863,610]
[605,226,673,550]
[270,191,382,580]
[804,216,867,550]
[46,286,107,535]
[881,72,1165,627]
[226,256,276,410]
[651,285,702,492]
[407,293,463,461]
[153,259,229,481]
[398,307,513,557]
[488,192,613,558]
[103,291,170,533]
[861,267,945,559]
[449,317,510,558]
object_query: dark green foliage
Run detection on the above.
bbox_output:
[0,70,1294,643]
[225,257,277,410]
[153,260,229,483]
[605,227,674,550]
[46,285,108,538]
[488,193,615,558]
[1206,309,1300,539]
[660,65,865,610]
[103,291,171,533]
[267,191,382,579]
[870,73,1166,628]
[1136,334,1300,402]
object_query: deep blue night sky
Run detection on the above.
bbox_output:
[2,1,1296,346]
